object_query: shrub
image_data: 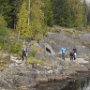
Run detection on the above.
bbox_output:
[0,15,11,51]
[9,42,22,55]
[30,46,41,57]
[0,14,7,27]
[35,32,44,42]
[27,56,49,65]
[29,41,42,57]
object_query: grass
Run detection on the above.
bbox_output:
[65,28,82,36]
[27,56,54,66]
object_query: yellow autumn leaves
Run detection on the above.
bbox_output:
[16,0,44,39]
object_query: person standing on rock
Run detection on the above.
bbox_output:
[60,47,67,60]
[69,50,74,61]
[25,46,28,57]
[22,45,28,61]
[22,46,26,61]
[73,47,77,60]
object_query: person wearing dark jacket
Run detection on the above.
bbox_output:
[22,46,28,61]
[22,47,26,61]
[73,47,77,60]
[70,50,74,61]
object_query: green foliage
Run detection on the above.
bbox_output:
[0,28,8,36]
[0,14,22,54]
[0,15,10,50]
[53,0,85,28]
[27,56,51,65]
[17,1,32,38]
[0,15,7,27]
[0,0,88,30]
[0,27,9,44]
[43,0,54,26]
[9,42,22,55]
[30,47,41,57]
[0,0,22,28]
[31,0,44,35]
[34,32,44,41]
[0,0,88,54]
[30,41,42,56]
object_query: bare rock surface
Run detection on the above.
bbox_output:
[0,30,90,90]
[39,31,90,59]
[0,56,89,90]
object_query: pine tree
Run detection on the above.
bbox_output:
[16,1,32,38]
[71,0,85,27]
[53,0,85,28]
[43,0,54,26]
[31,0,44,35]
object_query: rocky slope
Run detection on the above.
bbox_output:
[0,29,90,90]
[0,58,89,90]
[39,30,90,59]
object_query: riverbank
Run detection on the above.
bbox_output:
[0,30,90,90]
[0,57,89,90]
[34,71,90,90]
[29,60,90,90]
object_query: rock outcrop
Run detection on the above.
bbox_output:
[0,56,89,90]
[0,30,90,90]
[39,31,90,59]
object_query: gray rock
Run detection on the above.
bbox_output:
[39,32,90,59]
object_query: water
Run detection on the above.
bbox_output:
[34,76,90,90]
[61,77,90,90]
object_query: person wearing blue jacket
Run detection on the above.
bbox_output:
[60,47,67,60]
